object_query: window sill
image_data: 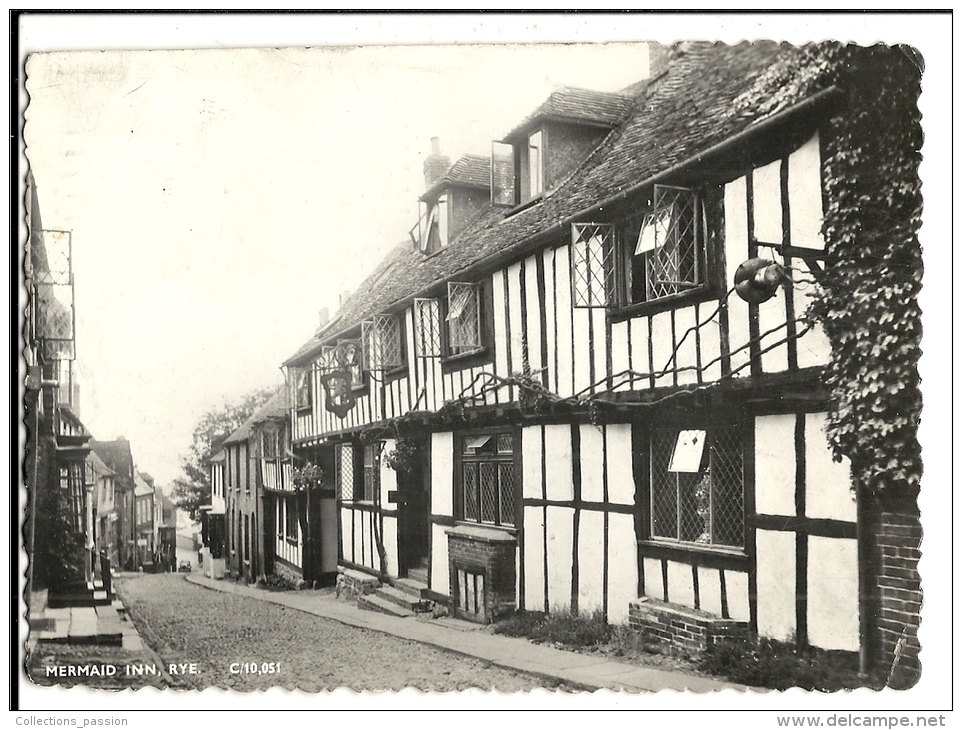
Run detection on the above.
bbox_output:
[440,346,492,373]
[638,539,748,570]
[448,521,518,542]
[607,285,717,322]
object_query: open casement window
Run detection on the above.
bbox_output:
[413,298,442,358]
[491,141,516,207]
[333,339,364,388]
[459,433,517,527]
[446,282,482,355]
[527,130,543,199]
[570,222,616,308]
[631,185,705,303]
[415,197,450,255]
[362,314,404,371]
[649,424,745,549]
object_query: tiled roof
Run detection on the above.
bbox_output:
[502,86,634,142]
[86,449,115,477]
[90,439,134,481]
[286,42,820,367]
[422,155,491,201]
[223,386,288,444]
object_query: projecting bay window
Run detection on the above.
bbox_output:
[446,282,482,356]
[457,432,518,528]
[362,314,404,372]
[648,424,746,549]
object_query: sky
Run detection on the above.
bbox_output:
[18,12,951,496]
[13,9,955,716]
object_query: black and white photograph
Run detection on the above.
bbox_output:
[14,11,951,717]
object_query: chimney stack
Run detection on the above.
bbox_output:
[423,137,451,190]
[647,42,672,80]
[318,307,330,328]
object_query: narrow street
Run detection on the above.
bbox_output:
[113,572,559,692]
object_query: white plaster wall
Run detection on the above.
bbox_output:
[577,510,605,615]
[492,263,510,382]
[430,523,450,595]
[544,425,573,502]
[805,413,856,522]
[507,262,525,376]
[758,290,790,373]
[726,570,751,622]
[572,306,592,395]
[579,424,605,503]
[607,512,638,624]
[591,308,607,393]
[628,316,650,392]
[523,507,546,611]
[753,158,783,245]
[698,310,723,382]
[542,248,557,395]
[643,557,663,601]
[755,529,797,642]
[610,319,631,392]
[521,426,543,500]
[650,312,674,387]
[673,306,700,386]
[525,255,543,377]
[807,536,860,652]
[698,566,723,617]
[431,432,454,516]
[554,247,575,398]
[545,506,574,611]
[606,424,635,505]
[339,507,351,564]
[382,514,399,580]
[667,560,696,609]
[724,178,752,375]
[755,414,798,516]
[788,132,825,252]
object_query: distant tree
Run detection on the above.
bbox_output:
[173,386,277,521]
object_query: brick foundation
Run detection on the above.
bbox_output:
[628,597,750,655]
[865,500,922,689]
[446,525,517,624]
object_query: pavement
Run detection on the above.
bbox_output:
[184,572,744,693]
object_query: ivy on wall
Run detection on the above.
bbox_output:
[742,43,923,500]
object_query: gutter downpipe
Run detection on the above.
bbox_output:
[290,85,842,364]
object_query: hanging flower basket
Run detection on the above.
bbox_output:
[385,438,420,475]
[292,462,325,492]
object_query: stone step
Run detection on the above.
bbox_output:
[357,593,414,618]
[376,585,432,612]
[394,577,429,599]
[407,567,429,584]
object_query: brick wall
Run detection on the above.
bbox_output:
[866,502,922,689]
[446,527,517,623]
[628,597,750,656]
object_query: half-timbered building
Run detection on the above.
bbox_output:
[281,42,920,683]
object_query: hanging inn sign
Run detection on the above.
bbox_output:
[319,340,362,419]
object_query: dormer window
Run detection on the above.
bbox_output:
[492,87,632,210]
[414,195,450,255]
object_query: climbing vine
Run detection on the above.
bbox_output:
[745,43,923,499]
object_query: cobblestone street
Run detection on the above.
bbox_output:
[112,572,560,692]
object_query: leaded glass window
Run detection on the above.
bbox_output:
[362,314,404,371]
[570,222,615,308]
[649,424,745,548]
[460,433,517,527]
[446,282,482,354]
[414,298,442,358]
